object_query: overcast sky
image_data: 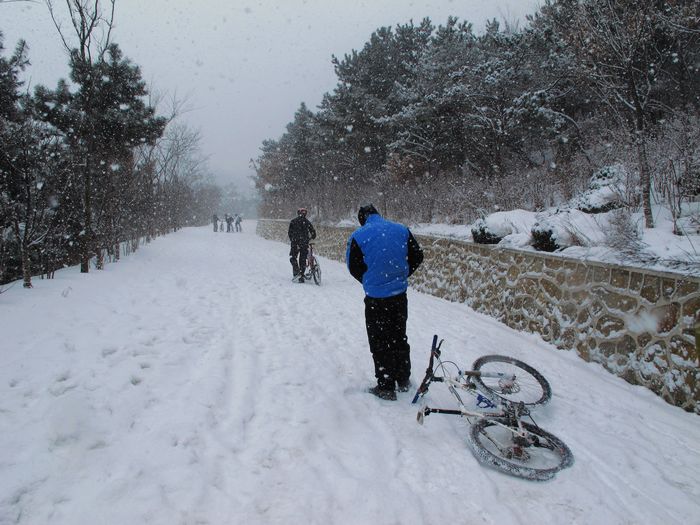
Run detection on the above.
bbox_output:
[1,0,540,192]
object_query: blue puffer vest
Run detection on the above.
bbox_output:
[346,214,410,298]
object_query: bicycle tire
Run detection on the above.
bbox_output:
[467,419,574,481]
[311,262,321,285]
[472,355,551,406]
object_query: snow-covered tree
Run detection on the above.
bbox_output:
[545,0,700,228]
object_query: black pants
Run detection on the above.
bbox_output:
[289,243,309,276]
[365,292,411,390]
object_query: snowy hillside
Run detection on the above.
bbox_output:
[1,222,698,524]
[413,203,700,276]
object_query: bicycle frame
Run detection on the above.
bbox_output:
[301,243,322,285]
[306,243,317,270]
[413,336,529,434]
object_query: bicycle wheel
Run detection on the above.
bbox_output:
[467,419,574,481]
[471,355,551,406]
[311,261,321,285]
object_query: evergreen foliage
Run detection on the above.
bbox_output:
[254,1,700,226]
[0,28,220,287]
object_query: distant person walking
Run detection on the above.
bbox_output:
[212,214,219,232]
[288,208,316,283]
[346,204,423,401]
[226,214,233,232]
[235,214,242,232]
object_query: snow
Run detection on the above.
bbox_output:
[472,209,538,239]
[1,222,699,524]
[408,163,699,273]
[412,204,700,274]
[533,208,608,248]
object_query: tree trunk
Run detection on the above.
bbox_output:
[635,131,654,229]
[695,314,699,363]
[81,163,92,273]
[96,247,105,270]
[22,248,32,288]
[630,75,655,230]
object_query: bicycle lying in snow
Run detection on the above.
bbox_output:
[412,335,574,481]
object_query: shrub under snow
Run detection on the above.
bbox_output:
[569,165,626,214]
[531,209,609,251]
[470,210,538,245]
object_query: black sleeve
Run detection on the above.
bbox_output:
[407,231,423,277]
[309,221,316,240]
[348,238,367,283]
[288,221,293,242]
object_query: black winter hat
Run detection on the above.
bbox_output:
[357,204,379,226]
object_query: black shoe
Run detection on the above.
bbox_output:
[298,276,305,283]
[397,379,412,393]
[367,386,397,401]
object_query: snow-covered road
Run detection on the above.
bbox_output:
[1,223,698,525]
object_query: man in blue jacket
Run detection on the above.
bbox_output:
[346,204,424,401]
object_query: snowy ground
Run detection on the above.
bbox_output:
[1,222,699,525]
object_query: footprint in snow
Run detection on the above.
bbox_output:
[101,347,118,358]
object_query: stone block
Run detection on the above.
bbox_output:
[567,265,588,287]
[506,265,520,282]
[589,298,605,318]
[662,279,676,299]
[610,268,630,289]
[576,308,591,326]
[558,329,574,348]
[540,278,562,301]
[596,315,625,337]
[629,272,644,292]
[559,302,578,324]
[599,341,617,357]
[616,335,636,354]
[652,303,681,334]
[592,265,610,283]
[681,296,700,320]
[528,257,544,273]
[637,332,653,348]
[600,289,638,313]
[668,335,696,361]
[640,275,661,303]
[675,279,699,298]
[576,341,591,361]
[545,258,563,271]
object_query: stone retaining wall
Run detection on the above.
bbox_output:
[257,219,700,413]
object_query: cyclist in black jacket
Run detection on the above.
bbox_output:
[288,208,316,283]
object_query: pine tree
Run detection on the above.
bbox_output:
[34,42,165,270]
